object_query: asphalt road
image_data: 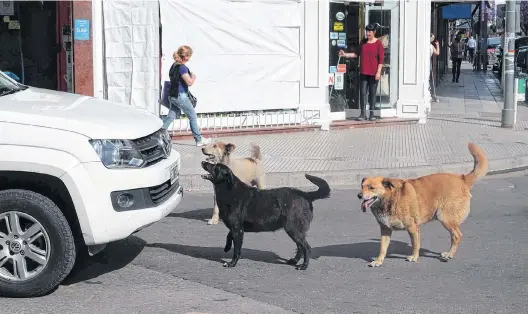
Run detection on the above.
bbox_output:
[3,173,528,314]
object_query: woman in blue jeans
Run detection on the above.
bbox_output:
[162,45,210,147]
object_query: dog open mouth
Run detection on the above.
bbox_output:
[201,173,213,180]
[361,197,379,212]
[202,153,216,162]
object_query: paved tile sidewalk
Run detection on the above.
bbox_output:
[176,63,528,191]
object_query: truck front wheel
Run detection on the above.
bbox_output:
[0,189,76,297]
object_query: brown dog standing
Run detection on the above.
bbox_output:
[202,141,265,225]
[358,142,488,267]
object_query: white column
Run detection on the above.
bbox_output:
[92,0,105,99]
[397,0,431,124]
[299,0,330,130]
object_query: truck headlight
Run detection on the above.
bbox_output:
[89,139,145,168]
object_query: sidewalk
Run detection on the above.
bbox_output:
[175,62,528,191]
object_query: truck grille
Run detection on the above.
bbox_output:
[149,179,180,205]
[132,129,172,167]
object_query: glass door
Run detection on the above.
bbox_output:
[365,1,400,110]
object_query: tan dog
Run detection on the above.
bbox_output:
[358,142,488,267]
[201,140,265,225]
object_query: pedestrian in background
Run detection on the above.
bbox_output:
[162,45,211,147]
[449,34,465,83]
[429,34,440,103]
[467,36,476,63]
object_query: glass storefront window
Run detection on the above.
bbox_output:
[328,1,400,118]
[365,1,400,110]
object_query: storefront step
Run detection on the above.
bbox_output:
[169,118,418,140]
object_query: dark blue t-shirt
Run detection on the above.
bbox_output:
[178,64,190,94]
[168,63,190,97]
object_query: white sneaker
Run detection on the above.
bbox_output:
[196,137,212,147]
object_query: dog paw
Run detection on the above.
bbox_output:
[406,255,419,262]
[286,258,299,266]
[368,260,383,267]
[223,261,237,268]
[440,252,454,260]
[295,264,308,270]
[207,219,219,225]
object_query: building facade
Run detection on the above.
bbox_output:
[75,0,433,129]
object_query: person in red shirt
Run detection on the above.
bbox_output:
[339,24,384,121]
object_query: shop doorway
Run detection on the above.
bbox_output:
[328,1,400,120]
[0,1,73,91]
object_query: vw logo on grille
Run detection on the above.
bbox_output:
[158,131,172,158]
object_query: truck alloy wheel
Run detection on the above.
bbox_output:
[0,190,76,298]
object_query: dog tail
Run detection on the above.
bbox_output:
[303,174,331,202]
[463,142,488,185]
[250,142,263,161]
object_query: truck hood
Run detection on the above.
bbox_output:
[0,87,162,139]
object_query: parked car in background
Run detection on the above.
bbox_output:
[494,36,528,81]
[0,70,183,297]
[487,37,502,69]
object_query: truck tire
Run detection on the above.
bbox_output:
[0,189,76,297]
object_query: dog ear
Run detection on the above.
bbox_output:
[225,143,236,154]
[361,177,366,185]
[382,179,394,189]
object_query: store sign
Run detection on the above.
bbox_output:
[333,22,344,31]
[336,12,345,21]
[328,73,335,86]
[0,1,14,16]
[74,19,90,41]
[334,73,344,90]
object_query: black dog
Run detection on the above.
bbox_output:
[201,161,330,270]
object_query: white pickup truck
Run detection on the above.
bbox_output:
[0,71,183,297]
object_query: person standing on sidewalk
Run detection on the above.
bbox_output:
[429,34,440,103]
[162,45,211,147]
[339,24,384,121]
[449,34,465,83]
[467,36,476,63]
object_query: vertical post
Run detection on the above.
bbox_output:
[515,0,521,34]
[476,2,482,71]
[502,0,516,128]
[483,1,488,72]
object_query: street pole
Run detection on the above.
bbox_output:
[502,0,516,128]
[515,0,521,35]
[477,2,482,71]
[483,2,489,72]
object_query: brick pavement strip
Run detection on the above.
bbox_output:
[175,119,528,191]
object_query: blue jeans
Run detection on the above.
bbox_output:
[162,93,202,142]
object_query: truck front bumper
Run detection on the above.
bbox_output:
[61,149,183,245]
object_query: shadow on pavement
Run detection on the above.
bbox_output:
[167,208,213,222]
[147,242,289,265]
[311,239,441,262]
[147,239,442,265]
[62,236,146,286]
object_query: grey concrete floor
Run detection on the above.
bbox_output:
[3,172,528,314]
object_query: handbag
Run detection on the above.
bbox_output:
[158,67,198,108]
[188,90,197,108]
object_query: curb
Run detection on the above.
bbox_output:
[179,154,528,192]
[170,118,418,140]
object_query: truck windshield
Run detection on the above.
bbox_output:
[0,71,24,97]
